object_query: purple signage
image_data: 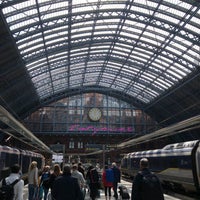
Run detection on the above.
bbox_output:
[69,124,134,133]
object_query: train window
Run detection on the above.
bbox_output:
[135,159,140,169]
[21,155,31,174]
[124,159,128,168]
[130,158,134,169]
[128,158,132,169]
[11,154,20,165]
[149,157,163,171]
[180,158,190,168]
[169,158,178,168]
[0,152,5,167]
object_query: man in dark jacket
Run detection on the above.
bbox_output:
[52,164,83,200]
[112,162,121,199]
[86,165,100,200]
[131,158,164,200]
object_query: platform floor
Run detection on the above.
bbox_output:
[23,179,185,200]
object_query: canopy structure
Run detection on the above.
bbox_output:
[0,0,199,126]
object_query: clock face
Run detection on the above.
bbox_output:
[88,108,102,121]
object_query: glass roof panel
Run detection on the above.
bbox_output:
[39,1,68,11]
[172,65,188,77]
[114,41,134,50]
[130,50,152,60]
[72,26,93,33]
[165,45,184,56]
[26,57,46,67]
[44,31,68,40]
[125,19,146,29]
[184,23,200,34]
[156,12,180,24]
[21,43,44,54]
[114,46,131,53]
[18,37,43,50]
[140,35,162,46]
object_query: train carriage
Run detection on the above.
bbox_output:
[0,145,20,179]
[121,140,200,194]
[0,145,45,181]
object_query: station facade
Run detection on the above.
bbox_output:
[23,92,157,164]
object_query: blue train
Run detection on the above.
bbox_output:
[121,140,200,194]
[0,145,45,181]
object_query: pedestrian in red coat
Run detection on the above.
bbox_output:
[102,165,114,200]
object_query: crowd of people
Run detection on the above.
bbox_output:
[0,158,164,200]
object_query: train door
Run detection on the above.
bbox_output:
[195,143,200,191]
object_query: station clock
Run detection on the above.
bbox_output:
[88,107,102,122]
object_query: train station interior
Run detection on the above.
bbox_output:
[0,0,199,195]
[0,1,200,199]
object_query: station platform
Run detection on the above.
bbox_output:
[22,179,187,200]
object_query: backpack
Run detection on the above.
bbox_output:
[139,172,164,200]
[41,172,50,188]
[105,169,114,183]
[90,169,99,183]
[0,178,20,200]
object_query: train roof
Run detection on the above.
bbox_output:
[24,150,44,158]
[129,147,194,158]
[0,145,20,154]
[0,145,44,158]
[163,140,199,150]
[121,140,200,159]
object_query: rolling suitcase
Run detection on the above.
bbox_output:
[118,185,130,200]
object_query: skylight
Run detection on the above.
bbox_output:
[1,0,199,104]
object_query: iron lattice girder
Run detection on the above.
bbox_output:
[9,6,199,44]
[39,85,145,109]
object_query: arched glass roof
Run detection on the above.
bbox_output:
[1,0,199,104]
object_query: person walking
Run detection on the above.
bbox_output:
[112,162,121,199]
[28,161,39,200]
[102,165,114,200]
[71,164,86,199]
[51,164,83,200]
[48,164,62,200]
[86,165,99,200]
[48,164,62,191]
[78,162,85,179]
[131,158,164,200]
[0,164,24,200]
[40,165,51,200]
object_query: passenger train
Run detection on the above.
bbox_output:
[0,145,45,181]
[121,140,200,194]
